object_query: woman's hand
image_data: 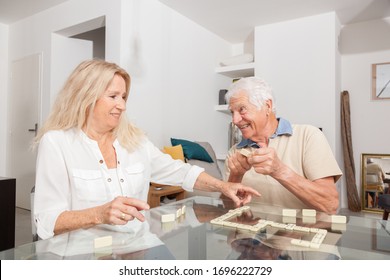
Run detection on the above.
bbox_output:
[97,196,150,225]
[220,181,261,207]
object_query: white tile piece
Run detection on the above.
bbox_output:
[282,209,297,217]
[309,227,320,233]
[272,222,288,229]
[309,242,321,249]
[181,205,186,214]
[282,216,296,224]
[239,149,251,157]
[331,215,347,224]
[176,208,182,218]
[285,224,296,231]
[331,222,346,231]
[94,235,112,249]
[291,239,301,245]
[161,213,175,223]
[302,209,316,217]
[294,226,310,232]
[210,218,224,225]
[302,216,316,224]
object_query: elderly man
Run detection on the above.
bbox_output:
[224,77,342,214]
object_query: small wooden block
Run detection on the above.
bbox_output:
[331,215,347,224]
[161,213,175,223]
[94,235,112,249]
[239,149,251,157]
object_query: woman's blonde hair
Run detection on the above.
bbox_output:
[33,59,144,152]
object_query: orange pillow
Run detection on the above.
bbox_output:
[163,145,185,161]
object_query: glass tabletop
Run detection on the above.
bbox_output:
[1,196,389,260]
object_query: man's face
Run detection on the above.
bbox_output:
[229,91,268,141]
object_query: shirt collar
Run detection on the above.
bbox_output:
[236,118,293,148]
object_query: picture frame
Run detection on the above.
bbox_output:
[372,62,390,100]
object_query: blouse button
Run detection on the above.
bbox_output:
[120,179,124,183]
[99,160,103,164]
[107,178,112,182]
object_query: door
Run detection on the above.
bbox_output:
[51,34,93,99]
[9,53,42,210]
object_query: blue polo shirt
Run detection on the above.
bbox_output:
[236,118,293,149]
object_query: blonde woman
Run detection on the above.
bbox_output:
[33,59,259,240]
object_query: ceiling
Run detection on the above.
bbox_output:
[0,0,68,24]
[160,0,390,43]
[1,0,390,43]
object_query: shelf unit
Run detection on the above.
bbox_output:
[215,62,255,113]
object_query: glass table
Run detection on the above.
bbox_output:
[1,196,389,260]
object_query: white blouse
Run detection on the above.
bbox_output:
[34,128,204,239]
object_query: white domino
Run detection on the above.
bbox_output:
[161,213,175,223]
[282,209,297,217]
[239,149,251,157]
[331,215,347,224]
[302,209,316,217]
[282,216,296,224]
[302,216,316,224]
[94,235,112,249]
[176,208,182,218]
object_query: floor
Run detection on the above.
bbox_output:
[15,207,33,247]
[14,206,383,247]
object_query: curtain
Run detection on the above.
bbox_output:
[340,91,361,212]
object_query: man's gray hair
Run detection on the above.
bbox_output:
[225,77,276,113]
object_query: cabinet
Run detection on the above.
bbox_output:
[0,177,16,251]
[214,62,255,113]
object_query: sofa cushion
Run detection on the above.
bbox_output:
[163,145,185,161]
[171,138,213,163]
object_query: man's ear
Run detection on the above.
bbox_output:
[265,99,273,113]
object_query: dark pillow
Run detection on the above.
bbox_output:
[171,138,214,163]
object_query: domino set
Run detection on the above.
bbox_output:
[210,205,347,249]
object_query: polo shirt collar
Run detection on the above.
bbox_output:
[236,118,293,148]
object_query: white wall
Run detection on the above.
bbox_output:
[255,12,340,149]
[254,13,345,205]
[120,0,232,151]
[341,17,390,198]
[0,23,8,175]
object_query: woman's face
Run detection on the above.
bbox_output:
[90,74,127,133]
